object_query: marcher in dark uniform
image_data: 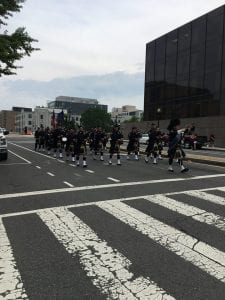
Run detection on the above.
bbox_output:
[74,126,88,167]
[109,125,123,165]
[52,127,62,158]
[145,123,158,164]
[34,127,40,151]
[44,127,51,155]
[127,127,139,160]
[94,127,106,161]
[65,128,76,162]
[156,127,163,160]
[167,119,189,173]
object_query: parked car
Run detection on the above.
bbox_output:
[139,133,149,144]
[0,128,9,160]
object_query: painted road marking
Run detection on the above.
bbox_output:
[8,150,31,164]
[0,218,28,299]
[0,162,31,166]
[97,201,225,282]
[69,164,76,167]
[63,181,74,188]
[57,159,65,163]
[35,166,41,169]
[144,194,225,232]
[107,177,121,183]
[85,170,95,174]
[47,172,55,177]
[185,190,225,206]
[0,185,223,219]
[9,142,56,160]
[38,207,175,300]
[0,174,225,200]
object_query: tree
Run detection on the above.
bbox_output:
[80,108,113,131]
[0,0,39,76]
[124,116,139,123]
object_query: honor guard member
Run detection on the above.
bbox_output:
[156,127,163,160]
[75,126,88,167]
[145,123,158,164]
[34,127,40,151]
[38,127,45,151]
[65,128,76,162]
[44,127,51,155]
[167,119,189,173]
[108,124,123,165]
[94,127,106,161]
[52,127,62,158]
[127,127,139,160]
[89,127,98,160]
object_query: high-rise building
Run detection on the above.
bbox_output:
[144,5,225,145]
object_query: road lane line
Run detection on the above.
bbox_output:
[69,164,76,167]
[63,181,74,188]
[0,218,28,299]
[97,201,225,282]
[107,177,120,183]
[8,142,56,160]
[184,190,225,206]
[47,172,55,177]
[0,175,225,200]
[57,159,65,163]
[144,194,225,232]
[0,186,224,219]
[0,162,30,166]
[8,150,31,164]
[85,170,95,174]
[38,208,174,299]
[36,165,41,169]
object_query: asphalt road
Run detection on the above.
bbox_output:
[1,135,225,299]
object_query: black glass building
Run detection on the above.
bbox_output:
[144,5,225,121]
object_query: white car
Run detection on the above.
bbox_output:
[139,133,149,144]
[0,128,9,160]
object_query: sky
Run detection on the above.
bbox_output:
[0,0,224,111]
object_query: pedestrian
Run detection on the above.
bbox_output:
[145,123,158,164]
[127,127,139,160]
[167,119,189,173]
[108,125,123,165]
[208,134,215,147]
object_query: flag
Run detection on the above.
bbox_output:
[51,110,56,128]
[57,109,64,126]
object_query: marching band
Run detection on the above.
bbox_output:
[34,119,190,172]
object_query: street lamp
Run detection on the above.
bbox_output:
[157,108,161,127]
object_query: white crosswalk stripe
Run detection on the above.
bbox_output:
[38,207,175,300]
[0,186,225,299]
[0,219,27,299]
[143,194,225,232]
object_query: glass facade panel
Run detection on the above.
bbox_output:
[207,11,224,40]
[178,24,191,51]
[144,5,225,120]
[177,50,190,78]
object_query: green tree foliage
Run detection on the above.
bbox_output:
[123,116,139,123]
[0,0,39,76]
[81,108,113,131]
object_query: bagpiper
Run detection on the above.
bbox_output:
[167,119,189,173]
[145,123,158,164]
[74,126,88,167]
[127,127,140,160]
[108,124,123,166]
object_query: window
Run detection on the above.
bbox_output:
[191,16,206,48]
[206,10,223,41]
[155,37,166,62]
[205,39,222,69]
[155,62,165,81]
[166,30,178,56]
[165,56,176,80]
[190,49,205,73]
[40,115,44,120]
[204,69,221,95]
[28,114,32,118]
[178,24,191,51]
[177,51,190,78]
[28,121,32,125]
